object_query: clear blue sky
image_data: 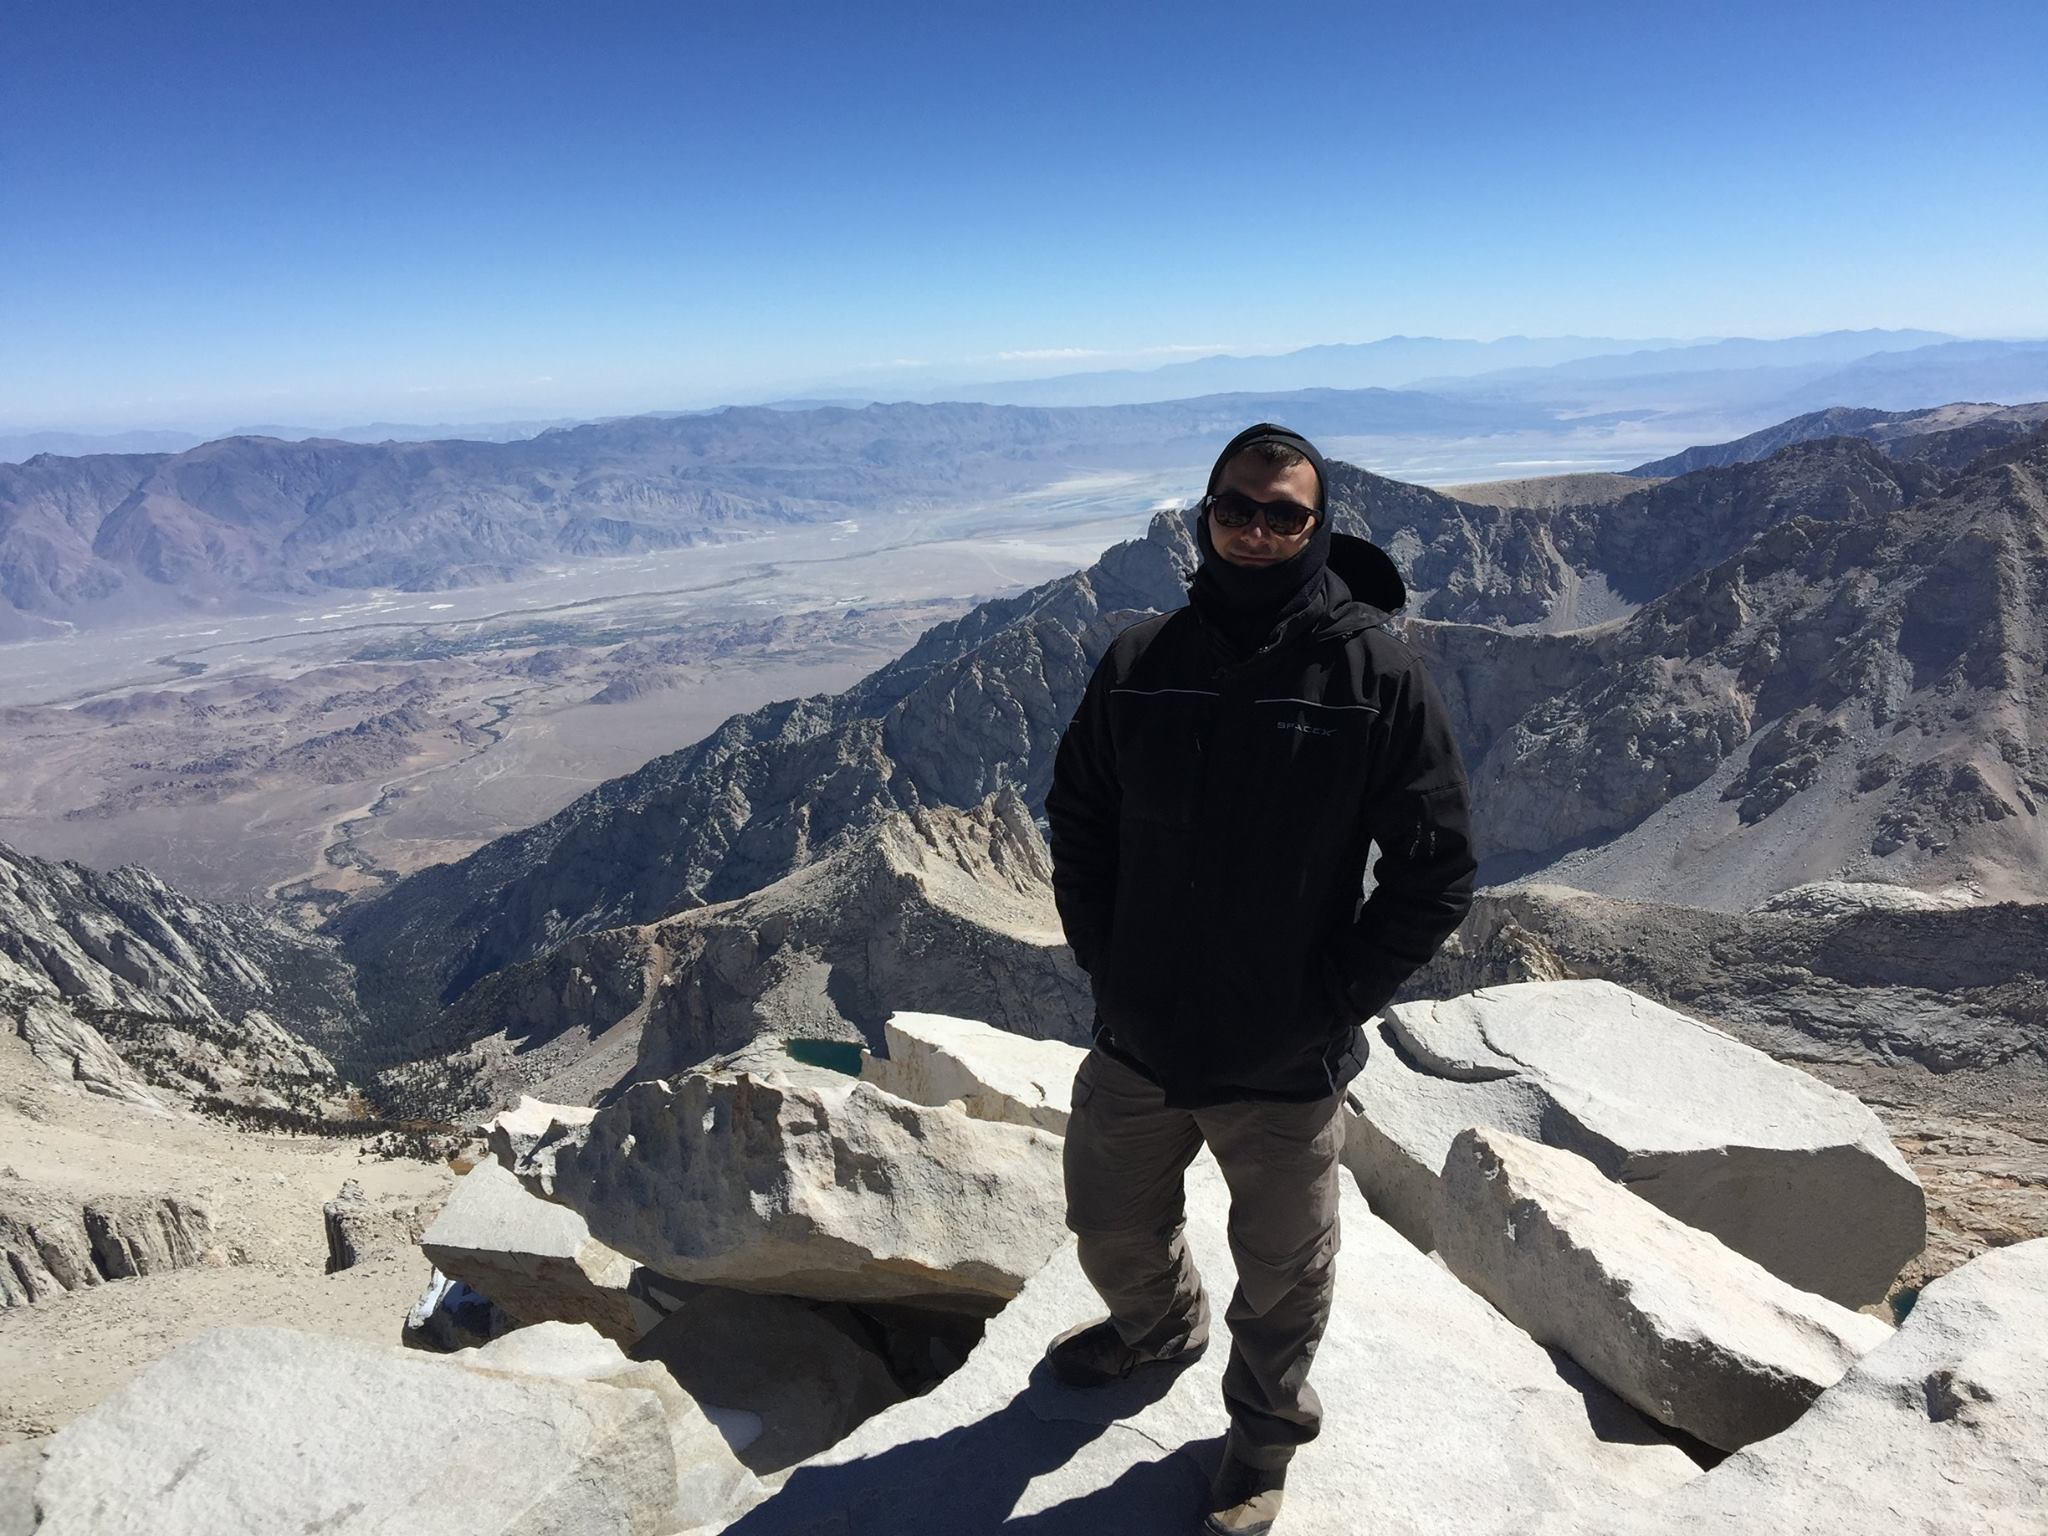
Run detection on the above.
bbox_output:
[6,0,2045,429]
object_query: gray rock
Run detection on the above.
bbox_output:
[420,1159,661,1343]
[321,1177,423,1273]
[1407,883,2048,1076]
[461,1322,766,1531]
[1532,1237,2048,1534]
[858,1011,1083,1134]
[27,1324,683,1534]
[11,999,165,1112]
[0,1188,215,1308]
[1435,1126,1893,1450]
[486,1095,598,1189]
[1397,884,2048,1305]
[1346,980,1925,1306]
[0,1441,44,1536]
[725,1159,1697,1534]
[544,1067,1066,1308]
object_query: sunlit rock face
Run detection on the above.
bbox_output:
[1435,1126,1892,1450]
[1344,980,1925,1308]
[0,839,362,1112]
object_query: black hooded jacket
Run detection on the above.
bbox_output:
[1044,528,1477,1107]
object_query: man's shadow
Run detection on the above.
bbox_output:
[720,1356,1222,1534]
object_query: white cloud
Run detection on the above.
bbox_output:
[997,342,1231,362]
[999,347,1109,361]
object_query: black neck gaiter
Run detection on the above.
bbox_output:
[1188,509,1332,658]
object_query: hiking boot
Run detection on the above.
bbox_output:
[1043,1316,1207,1388]
[1203,1437,1289,1535]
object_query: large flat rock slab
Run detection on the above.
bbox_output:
[25,1324,683,1535]
[546,1068,1066,1307]
[1348,979,1924,1306]
[1436,1126,1892,1450]
[715,1159,1698,1534]
[459,1322,766,1532]
[858,1011,1082,1134]
[1532,1236,2048,1534]
[421,1158,658,1342]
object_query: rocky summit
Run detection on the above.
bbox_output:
[8,1008,2045,1533]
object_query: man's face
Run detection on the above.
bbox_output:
[1209,453,1322,567]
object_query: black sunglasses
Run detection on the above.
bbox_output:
[1203,488,1319,538]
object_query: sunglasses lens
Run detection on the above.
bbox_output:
[1211,491,1255,528]
[1211,491,1312,536]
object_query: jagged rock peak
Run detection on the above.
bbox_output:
[0,839,364,1113]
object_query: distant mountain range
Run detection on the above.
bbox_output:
[829,330,1963,408]
[917,335,1683,407]
[332,410,2048,1047]
[0,389,1534,636]
[9,330,2048,639]
[12,329,2038,463]
[0,418,586,464]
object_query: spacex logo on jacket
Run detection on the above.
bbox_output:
[1274,715,1339,737]
[1045,532,1477,1108]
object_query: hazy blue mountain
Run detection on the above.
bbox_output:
[925,335,1671,406]
[0,429,211,462]
[0,418,591,466]
[918,330,1957,408]
[1765,341,2048,415]
[226,417,587,445]
[1440,329,1956,385]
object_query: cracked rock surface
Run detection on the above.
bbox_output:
[1435,1126,1891,1450]
[1345,979,1924,1308]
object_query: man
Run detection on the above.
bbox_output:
[1042,423,1476,1534]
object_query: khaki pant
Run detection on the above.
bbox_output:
[1061,1045,1345,1467]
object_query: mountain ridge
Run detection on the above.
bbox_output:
[334,418,2048,1043]
[1631,401,2048,477]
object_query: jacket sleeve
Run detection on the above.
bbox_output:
[1043,658,1120,976]
[1321,662,1476,1022]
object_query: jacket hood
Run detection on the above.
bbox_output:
[1205,422,1330,513]
[1328,532,1406,611]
